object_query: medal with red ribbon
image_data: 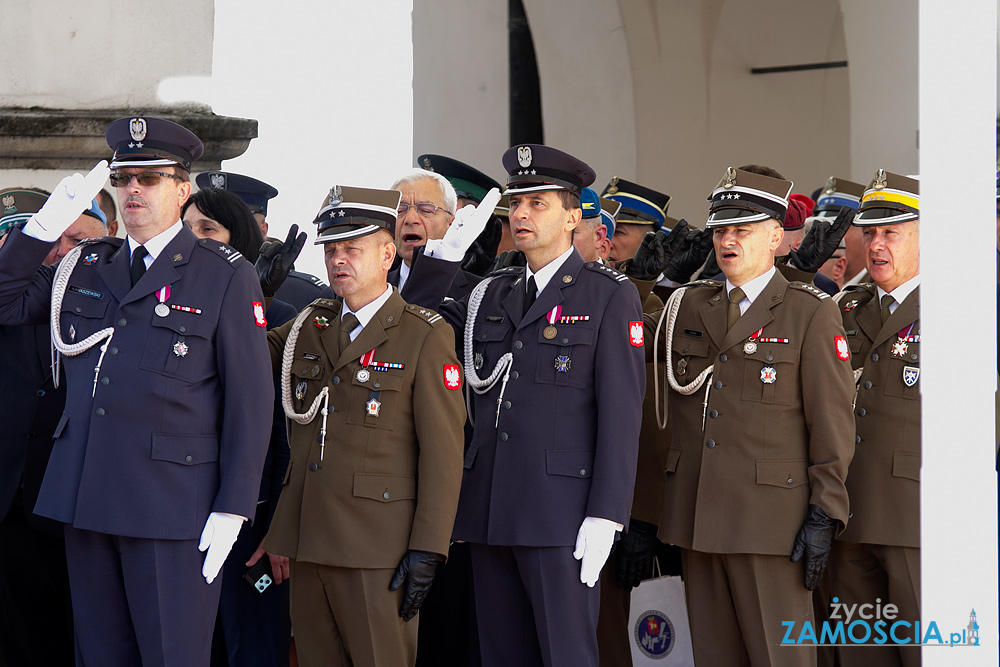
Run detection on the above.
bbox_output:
[155,285,171,317]
[356,348,376,382]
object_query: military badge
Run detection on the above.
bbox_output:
[744,341,757,355]
[760,366,777,384]
[873,169,888,189]
[444,364,461,390]
[555,355,572,373]
[903,366,920,387]
[210,173,226,189]
[722,166,737,188]
[173,341,189,357]
[892,340,908,357]
[252,301,267,327]
[366,398,381,416]
[295,380,307,401]
[313,316,330,329]
[474,352,484,370]
[129,117,147,142]
[843,300,859,311]
[629,321,644,347]
[68,325,76,342]
[543,326,557,340]
[676,358,687,377]
[835,336,850,361]
[2,194,15,214]
[517,146,532,168]
[356,369,370,383]
[83,253,99,265]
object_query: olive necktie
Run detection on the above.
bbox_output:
[727,287,746,331]
[339,313,360,355]
[880,294,894,324]
[130,245,148,288]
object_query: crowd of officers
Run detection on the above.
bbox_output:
[0,115,922,667]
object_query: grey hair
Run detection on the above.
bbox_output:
[390,169,457,215]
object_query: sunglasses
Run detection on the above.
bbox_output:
[109,171,182,188]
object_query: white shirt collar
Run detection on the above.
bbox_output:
[525,246,575,296]
[127,220,183,268]
[725,265,776,315]
[340,284,393,341]
[877,274,920,315]
[845,268,868,286]
[398,261,411,291]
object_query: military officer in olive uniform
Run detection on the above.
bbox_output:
[401,144,646,667]
[0,117,274,667]
[827,171,921,667]
[261,186,465,667]
[650,166,856,667]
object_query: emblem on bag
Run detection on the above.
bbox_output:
[634,610,676,658]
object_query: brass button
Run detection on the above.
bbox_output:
[856,435,862,444]
[562,275,572,284]
[386,315,393,323]
[373,382,380,389]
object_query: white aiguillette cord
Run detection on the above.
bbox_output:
[462,276,513,428]
[280,305,331,460]
[49,245,115,396]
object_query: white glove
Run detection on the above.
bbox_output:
[23,161,110,242]
[198,511,246,584]
[573,516,622,587]
[424,187,502,261]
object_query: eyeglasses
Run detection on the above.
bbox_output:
[397,202,452,217]
[109,171,183,188]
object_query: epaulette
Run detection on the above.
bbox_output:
[405,303,445,326]
[843,282,877,294]
[291,270,328,288]
[77,236,121,248]
[196,238,245,268]
[835,283,876,308]
[584,261,629,283]
[487,265,525,278]
[789,281,830,299]
[684,279,723,289]
[308,298,341,311]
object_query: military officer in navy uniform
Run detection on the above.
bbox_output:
[650,166,856,666]
[826,171,922,667]
[0,117,273,667]
[197,170,336,310]
[401,144,646,667]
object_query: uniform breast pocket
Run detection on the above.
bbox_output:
[287,358,327,409]
[347,371,407,431]
[670,336,711,381]
[59,294,111,356]
[884,342,920,400]
[138,312,216,383]
[472,322,511,376]
[741,345,799,405]
[535,325,595,388]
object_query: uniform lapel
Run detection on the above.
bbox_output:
[97,244,132,304]
[500,271,527,329]
[332,290,403,373]
[718,272,785,352]
[518,251,581,330]
[855,289,883,343]
[874,285,920,349]
[119,227,195,308]
[697,287,728,350]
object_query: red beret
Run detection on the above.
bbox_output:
[784,198,808,231]
[789,193,815,217]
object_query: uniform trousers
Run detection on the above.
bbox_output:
[64,525,221,667]
[829,542,921,667]
[470,543,600,667]
[288,560,415,667]
[681,548,816,667]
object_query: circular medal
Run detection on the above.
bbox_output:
[155,303,170,317]
[743,341,757,354]
[356,369,370,383]
[543,326,558,340]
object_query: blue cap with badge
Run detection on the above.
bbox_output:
[105,116,204,171]
[601,177,671,231]
[196,171,279,216]
[580,187,621,239]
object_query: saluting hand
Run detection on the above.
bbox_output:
[256,224,307,298]
[663,222,714,283]
[24,161,110,242]
[426,188,502,261]
[788,206,855,272]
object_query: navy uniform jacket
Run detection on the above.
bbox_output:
[274,270,336,311]
[402,249,645,547]
[389,263,480,302]
[0,226,272,539]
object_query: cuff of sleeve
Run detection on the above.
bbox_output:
[423,238,464,262]
[22,215,58,242]
[588,516,624,532]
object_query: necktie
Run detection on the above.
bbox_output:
[130,245,149,288]
[880,294,895,324]
[727,287,746,331]
[339,312,360,355]
[523,276,537,317]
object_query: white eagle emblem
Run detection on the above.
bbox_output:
[129,117,147,142]
[873,169,888,189]
[835,336,850,360]
[210,173,226,189]
[2,195,14,213]
[252,301,267,327]
[517,146,532,168]
[629,321,644,347]
[328,185,343,206]
[444,365,461,390]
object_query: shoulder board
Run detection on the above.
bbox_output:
[77,236,122,248]
[405,303,445,326]
[196,238,245,267]
[683,279,723,289]
[584,261,629,283]
[308,298,341,311]
[789,281,830,299]
[844,282,877,293]
[291,270,328,287]
[487,266,525,278]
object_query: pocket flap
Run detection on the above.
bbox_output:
[150,311,214,339]
[291,358,326,381]
[672,337,710,358]
[150,433,219,465]
[537,325,595,346]
[745,344,798,365]
[62,293,110,319]
[892,452,920,481]
[755,459,809,488]
[665,448,681,473]
[545,450,594,478]
[477,322,509,343]
[351,371,405,391]
[353,474,416,502]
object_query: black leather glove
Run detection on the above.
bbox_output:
[787,206,855,272]
[388,549,445,621]
[462,214,503,277]
[615,518,660,590]
[255,224,307,298]
[627,221,691,281]
[790,504,836,590]
[489,249,527,274]
[664,223,714,283]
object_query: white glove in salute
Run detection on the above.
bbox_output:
[424,187,502,261]
[23,161,110,241]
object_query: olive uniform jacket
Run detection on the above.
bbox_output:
[264,289,466,568]
[836,283,920,548]
[652,271,856,555]
[0,226,273,538]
